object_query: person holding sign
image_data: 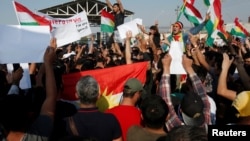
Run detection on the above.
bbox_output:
[0,38,58,141]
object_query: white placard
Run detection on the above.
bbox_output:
[0,25,50,64]
[117,18,142,39]
[51,22,81,47]
[169,41,186,74]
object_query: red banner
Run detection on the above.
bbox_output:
[61,62,148,101]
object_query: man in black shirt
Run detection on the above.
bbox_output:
[106,0,125,56]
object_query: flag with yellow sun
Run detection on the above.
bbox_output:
[61,62,148,111]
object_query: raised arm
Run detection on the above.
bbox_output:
[148,34,159,63]
[234,56,250,90]
[136,33,148,53]
[245,37,250,51]
[40,38,58,118]
[7,67,24,95]
[35,63,45,87]
[116,0,124,13]
[189,34,211,71]
[189,13,210,35]
[217,53,237,101]
[161,33,170,47]
[188,34,201,66]
[75,44,85,62]
[137,24,149,35]
[182,54,208,101]
[182,54,211,125]
[125,30,133,64]
[159,53,183,130]
[106,0,113,10]
[88,34,95,55]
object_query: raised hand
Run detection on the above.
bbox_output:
[222,53,234,70]
[6,67,24,85]
[126,30,132,41]
[50,37,57,49]
[161,53,172,74]
[182,54,194,75]
[44,38,57,65]
[188,33,199,48]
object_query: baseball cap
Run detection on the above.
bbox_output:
[124,78,143,93]
[180,92,205,126]
[232,91,250,117]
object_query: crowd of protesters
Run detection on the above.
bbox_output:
[1,0,250,141]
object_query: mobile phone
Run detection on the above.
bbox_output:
[13,63,20,72]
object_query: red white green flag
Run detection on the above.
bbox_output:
[13,1,51,27]
[183,0,203,27]
[204,0,222,46]
[101,10,115,33]
[61,62,147,111]
[230,17,250,38]
[216,19,230,43]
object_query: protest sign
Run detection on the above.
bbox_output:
[117,18,142,39]
[0,25,50,64]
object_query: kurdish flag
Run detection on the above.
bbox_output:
[101,10,115,33]
[230,17,250,38]
[62,62,147,111]
[183,0,203,27]
[216,19,230,43]
[203,0,222,46]
[13,1,51,27]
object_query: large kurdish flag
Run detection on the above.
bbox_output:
[62,62,148,111]
[101,10,115,33]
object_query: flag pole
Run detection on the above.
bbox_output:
[176,0,187,21]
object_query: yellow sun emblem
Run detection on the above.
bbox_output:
[96,87,122,112]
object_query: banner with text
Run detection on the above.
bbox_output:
[50,11,92,44]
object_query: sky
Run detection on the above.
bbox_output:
[1,0,250,28]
